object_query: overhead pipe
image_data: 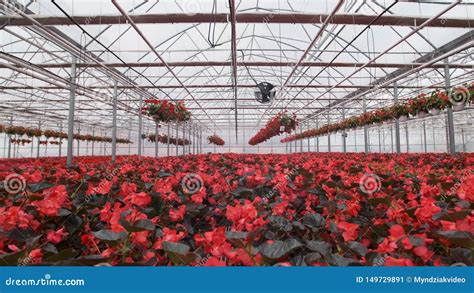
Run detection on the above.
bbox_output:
[229,0,238,141]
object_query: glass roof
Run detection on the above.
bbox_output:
[0,0,472,150]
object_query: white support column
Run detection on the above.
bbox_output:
[423,121,427,153]
[167,123,171,156]
[154,124,159,158]
[91,129,95,156]
[138,96,143,157]
[342,108,347,153]
[405,124,409,153]
[394,82,401,155]
[111,80,118,162]
[316,118,319,152]
[363,96,368,154]
[7,116,12,159]
[36,121,41,158]
[327,112,331,152]
[67,56,77,165]
[182,123,186,156]
[59,122,63,157]
[76,124,80,157]
[175,123,179,156]
[444,62,455,154]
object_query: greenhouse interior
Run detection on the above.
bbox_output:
[0,0,472,268]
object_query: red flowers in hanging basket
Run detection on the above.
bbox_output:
[282,80,473,143]
[208,135,225,146]
[249,112,298,145]
[142,99,191,123]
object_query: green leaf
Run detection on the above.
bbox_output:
[162,241,190,255]
[306,241,331,256]
[346,241,368,257]
[326,254,361,266]
[269,216,292,232]
[162,241,197,265]
[225,231,248,248]
[92,230,127,243]
[303,213,325,228]
[42,248,78,263]
[119,218,155,232]
[436,231,474,248]
[0,250,27,265]
[28,182,55,193]
[260,239,303,260]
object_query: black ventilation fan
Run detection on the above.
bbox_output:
[255,82,276,104]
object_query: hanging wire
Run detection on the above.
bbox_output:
[207,0,224,48]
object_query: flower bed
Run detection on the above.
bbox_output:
[0,153,472,266]
[208,135,225,146]
[249,112,298,145]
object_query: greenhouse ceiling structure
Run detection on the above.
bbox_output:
[0,0,472,156]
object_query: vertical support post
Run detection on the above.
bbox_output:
[36,121,41,158]
[316,118,319,152]
[299,125,303,153]
[445,116,450,152]
[461,127,466,152]
[363,96,369,154]
[394,82,401,155]
[182,123,186,156]
[154,124,159,158]
[307,122,310,152]
[432,118,436,152]
[76,124,80,157]
[342,108,347,153]
[128,123,131,155]
[378,127,381,153]
[405,124,409,153]
[111,80,118,162]
[137,96,143,157]
[444,62,455,154]
[7,116,12,159]
[58,122,63,157]
[175,123,179,156]
[67,56,76,165]
[91,129,95,156]
[327,112,331,152]
[167,123,171,156]
[423,121,427,153]
[390,125,394,153]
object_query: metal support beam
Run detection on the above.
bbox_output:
[66,56,77,165]
[7,116,12,159]
[327,112,331,152]
[175,123,179,156]
[154,124,159,158]
[138,96,143,157]
[3,13,470,27]
[423,121,428,153]
[394,82,401,155]
[91,129,95,156]
[405,124,410,153]
[167,123,171,156]
[363,96,369,154]
[111,80,118,162]
[445,62,456,154]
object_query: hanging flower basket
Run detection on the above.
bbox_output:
[399,115,408,122]
[208,135,225,146]
[142,99,191,123]
[417,111,428,119]
[249,112,298,146]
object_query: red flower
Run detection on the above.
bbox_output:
[169,205,186,222]
[203,257,227,266]
[337,221,359,241]
[94,179,113,195]
[47,227,68,244]
[130,192,151,207]
[389,224,405,241]
[32,185,68,217]
[384,256,414,266]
